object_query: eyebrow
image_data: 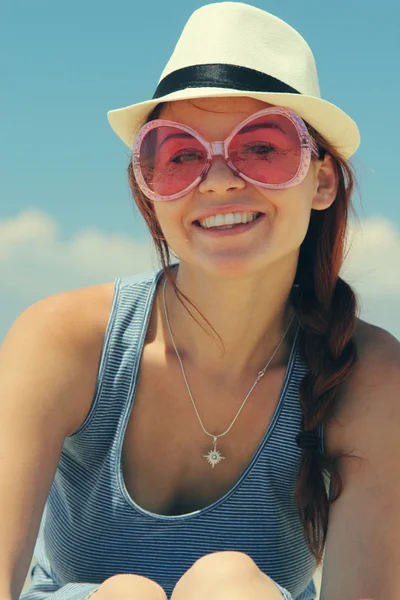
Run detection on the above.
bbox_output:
[238,121,285,135]
[158,121,286,150]
[159,132,194,150]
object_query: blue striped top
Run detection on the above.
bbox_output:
[20,266,327,600]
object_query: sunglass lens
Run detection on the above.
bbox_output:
[139,126,207,196]
[228,114,301,184]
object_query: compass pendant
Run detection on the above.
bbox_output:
[203,436,225,468]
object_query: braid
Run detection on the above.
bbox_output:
[289,154,361,564]
[291,276,358,565]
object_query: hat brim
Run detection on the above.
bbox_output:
[107,88,360,160]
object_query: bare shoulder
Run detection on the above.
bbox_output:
[352,317,400,387]
[31,281,116,349]
[354,316,400,358]
[320,324,400,597]
[326,316,400,455]
[23,281,116,434]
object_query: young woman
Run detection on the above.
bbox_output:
[2,3,398,600]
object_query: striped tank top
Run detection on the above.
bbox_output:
[20,266,327,600]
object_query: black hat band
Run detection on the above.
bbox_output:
[152,63,301,99]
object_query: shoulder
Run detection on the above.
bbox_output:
[354,317,400,363]
[325,316,400,456]
[25,281,116,352]
[350,317,400,398]
[320,319,400,595]
[28,266,162,349]
[13,281,116,435]
[23,271,161,434]
[27,269,162,351]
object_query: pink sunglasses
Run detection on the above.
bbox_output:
[132,106,321,202]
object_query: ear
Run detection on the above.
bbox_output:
[311,154,338,211]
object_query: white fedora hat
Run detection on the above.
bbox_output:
[107,2,360,160]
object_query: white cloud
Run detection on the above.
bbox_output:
[342,216,400,339]
[0,208,157,292]
[0,209,158,341]
[0,209,399,341]
[343,216,400,293]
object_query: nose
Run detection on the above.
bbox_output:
[197,155,246,195]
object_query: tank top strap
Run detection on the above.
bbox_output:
[63,267,164,461]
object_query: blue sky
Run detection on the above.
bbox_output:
[1,0,400,341]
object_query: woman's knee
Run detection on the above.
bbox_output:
[171,552,284,600]
[171,551,262,596]
[190,551,260,579]
[92,573,168,600]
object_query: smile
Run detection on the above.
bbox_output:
[193,212,265,237]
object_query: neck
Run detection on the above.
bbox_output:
[157,262,299,383]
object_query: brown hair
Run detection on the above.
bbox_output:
[127,100,361,566]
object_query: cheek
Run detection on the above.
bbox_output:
[153,200,175,225]
[153,202,189,248]
[259,187,313,246]
[260,185,312,222]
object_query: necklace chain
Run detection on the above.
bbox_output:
[162,273,296,467]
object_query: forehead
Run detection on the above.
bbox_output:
[158,96,275,139]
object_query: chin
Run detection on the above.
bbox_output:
[190,254,270,281]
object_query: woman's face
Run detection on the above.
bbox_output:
[149,96,336,279]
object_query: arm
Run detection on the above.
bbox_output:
[21,563,99,600]
[0,295,96,600]
[320,327,400,600]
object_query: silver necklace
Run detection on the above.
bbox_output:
[162,275,296,468]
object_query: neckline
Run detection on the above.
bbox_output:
[116,265,301,520]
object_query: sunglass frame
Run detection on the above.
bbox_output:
[132,106,321,202]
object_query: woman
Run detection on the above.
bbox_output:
[3,3,398,600]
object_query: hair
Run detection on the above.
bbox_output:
[126,99,361,566]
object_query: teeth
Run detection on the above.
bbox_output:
[224,213,235,225]
[199,211,258,229]
[214,214,225,226]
